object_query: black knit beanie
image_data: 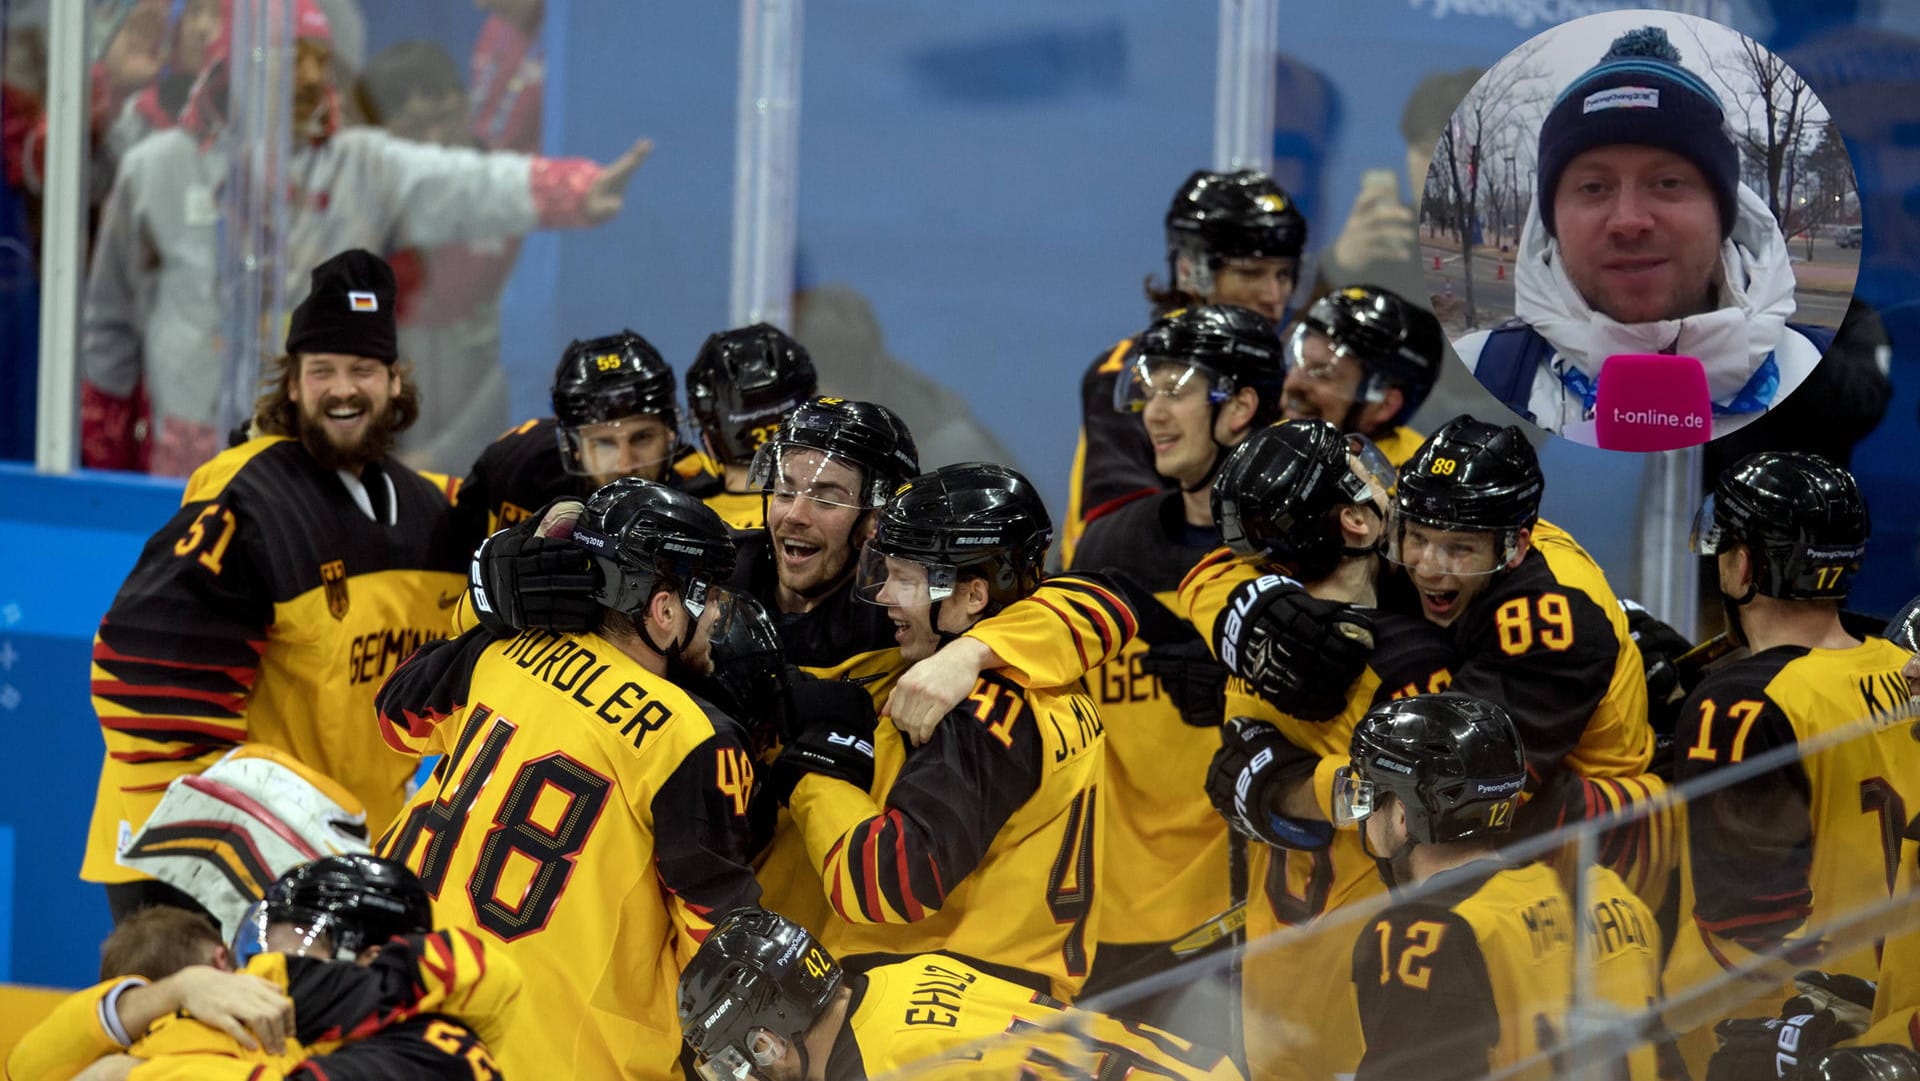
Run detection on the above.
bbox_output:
[1536,26,1740,239]
[285,249,399,362]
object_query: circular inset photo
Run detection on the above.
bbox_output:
[1420,10,1859,450]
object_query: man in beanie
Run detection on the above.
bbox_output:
[1455,26,1827,442]
[80,248,469,923]
[79,0,654,477]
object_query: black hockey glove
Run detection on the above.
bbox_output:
[1213,575,1373,722]
[1786,971,1877,1039]
[1139,640,1231,728]
[763,677,880,806]
[469,520,600,637]
[1707,1010,1846,1081]
[1204,717,1332,850]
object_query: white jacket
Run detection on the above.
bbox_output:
[1455,184,1823,443]
[83,122,549,475]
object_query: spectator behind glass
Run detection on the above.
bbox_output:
[105,0,225,172]
[78,0,653,477]
[357,40,518,475]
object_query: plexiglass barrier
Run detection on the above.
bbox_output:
[857,694,1920,1081]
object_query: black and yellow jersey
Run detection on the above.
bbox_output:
[1580,864,1665,1081]
[1665,636,1920,1071]
[1856,798,1920,1051]
[1351,860,1575,1081]
[1234,607,1454,1081]
[704,489,766,531]
[1063,337,1166,566]
[83,437,466,884]
[823,953,1242,1081]
[447,418,574,550]
[1179,546,1458,1081]
[1068,493,1232,948]
[736,552,1137,964]
[448,417,721,554]
[1369,424,1425,469]
[792,668,1107,1002]
[8,930,519,1081]
[375,625,761,1080]
[1407,521,1654,802]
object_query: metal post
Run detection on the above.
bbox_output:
[215,0,296,443]
[1213,0,1277,173]
[729,0,804,331]
[34,0,90,473]
[1639,447,1702,640]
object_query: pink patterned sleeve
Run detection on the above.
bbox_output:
[529,156,605,228]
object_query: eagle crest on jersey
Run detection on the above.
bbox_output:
[321,559,350,620]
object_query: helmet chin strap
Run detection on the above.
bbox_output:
[1180,405,1233,494]
[1341,502,1385,560]
[1720,580,1758,647]
[638,587,691,662]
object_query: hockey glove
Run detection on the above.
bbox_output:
[763,677,880,806]
[1140,639,1231,728]
[1213,575,1374,722]
[1204,717,1332,850]
[470,520,600,637]
[1786,971,1877,1039]
[1707,1010,1846,1081]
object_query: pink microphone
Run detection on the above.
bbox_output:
[1593,354,1712,452]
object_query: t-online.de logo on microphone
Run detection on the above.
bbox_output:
[1608,407,1705,430]
[1593,353,1712,452]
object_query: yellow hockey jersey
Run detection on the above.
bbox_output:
[6,930,517,1081]
[792,669,1107,1002]
[376,626,761,1080]
[1069,493,1232,947]
[83,437,465,884]
[1351,860,1575,1081]
[1666,636,1920,1073]
[825,953,1242,1081]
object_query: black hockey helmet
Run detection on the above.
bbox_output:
[1165,170,1308,296]
[1213,419,1392,579]
[552,330,679,475]
[1386,416,1543,576]
[1333,692,1527,845]
[258,854,433,960]
[1117,305,1288,427]
[686,324,820,467]
[704,591,792,757]
[746,397,920,511]
[1691,452,1870,602]
[679,908,843,1081]
[1287,285,1444,424]
[575,478,738,626]
[856,463,1052,613]
[1804,1046,1920,1081]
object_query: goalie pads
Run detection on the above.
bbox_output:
[118,744,370,941]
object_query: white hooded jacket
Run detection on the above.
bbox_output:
[1455,183,1824,442]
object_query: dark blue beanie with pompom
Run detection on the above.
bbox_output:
[1536,26,1740,239]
